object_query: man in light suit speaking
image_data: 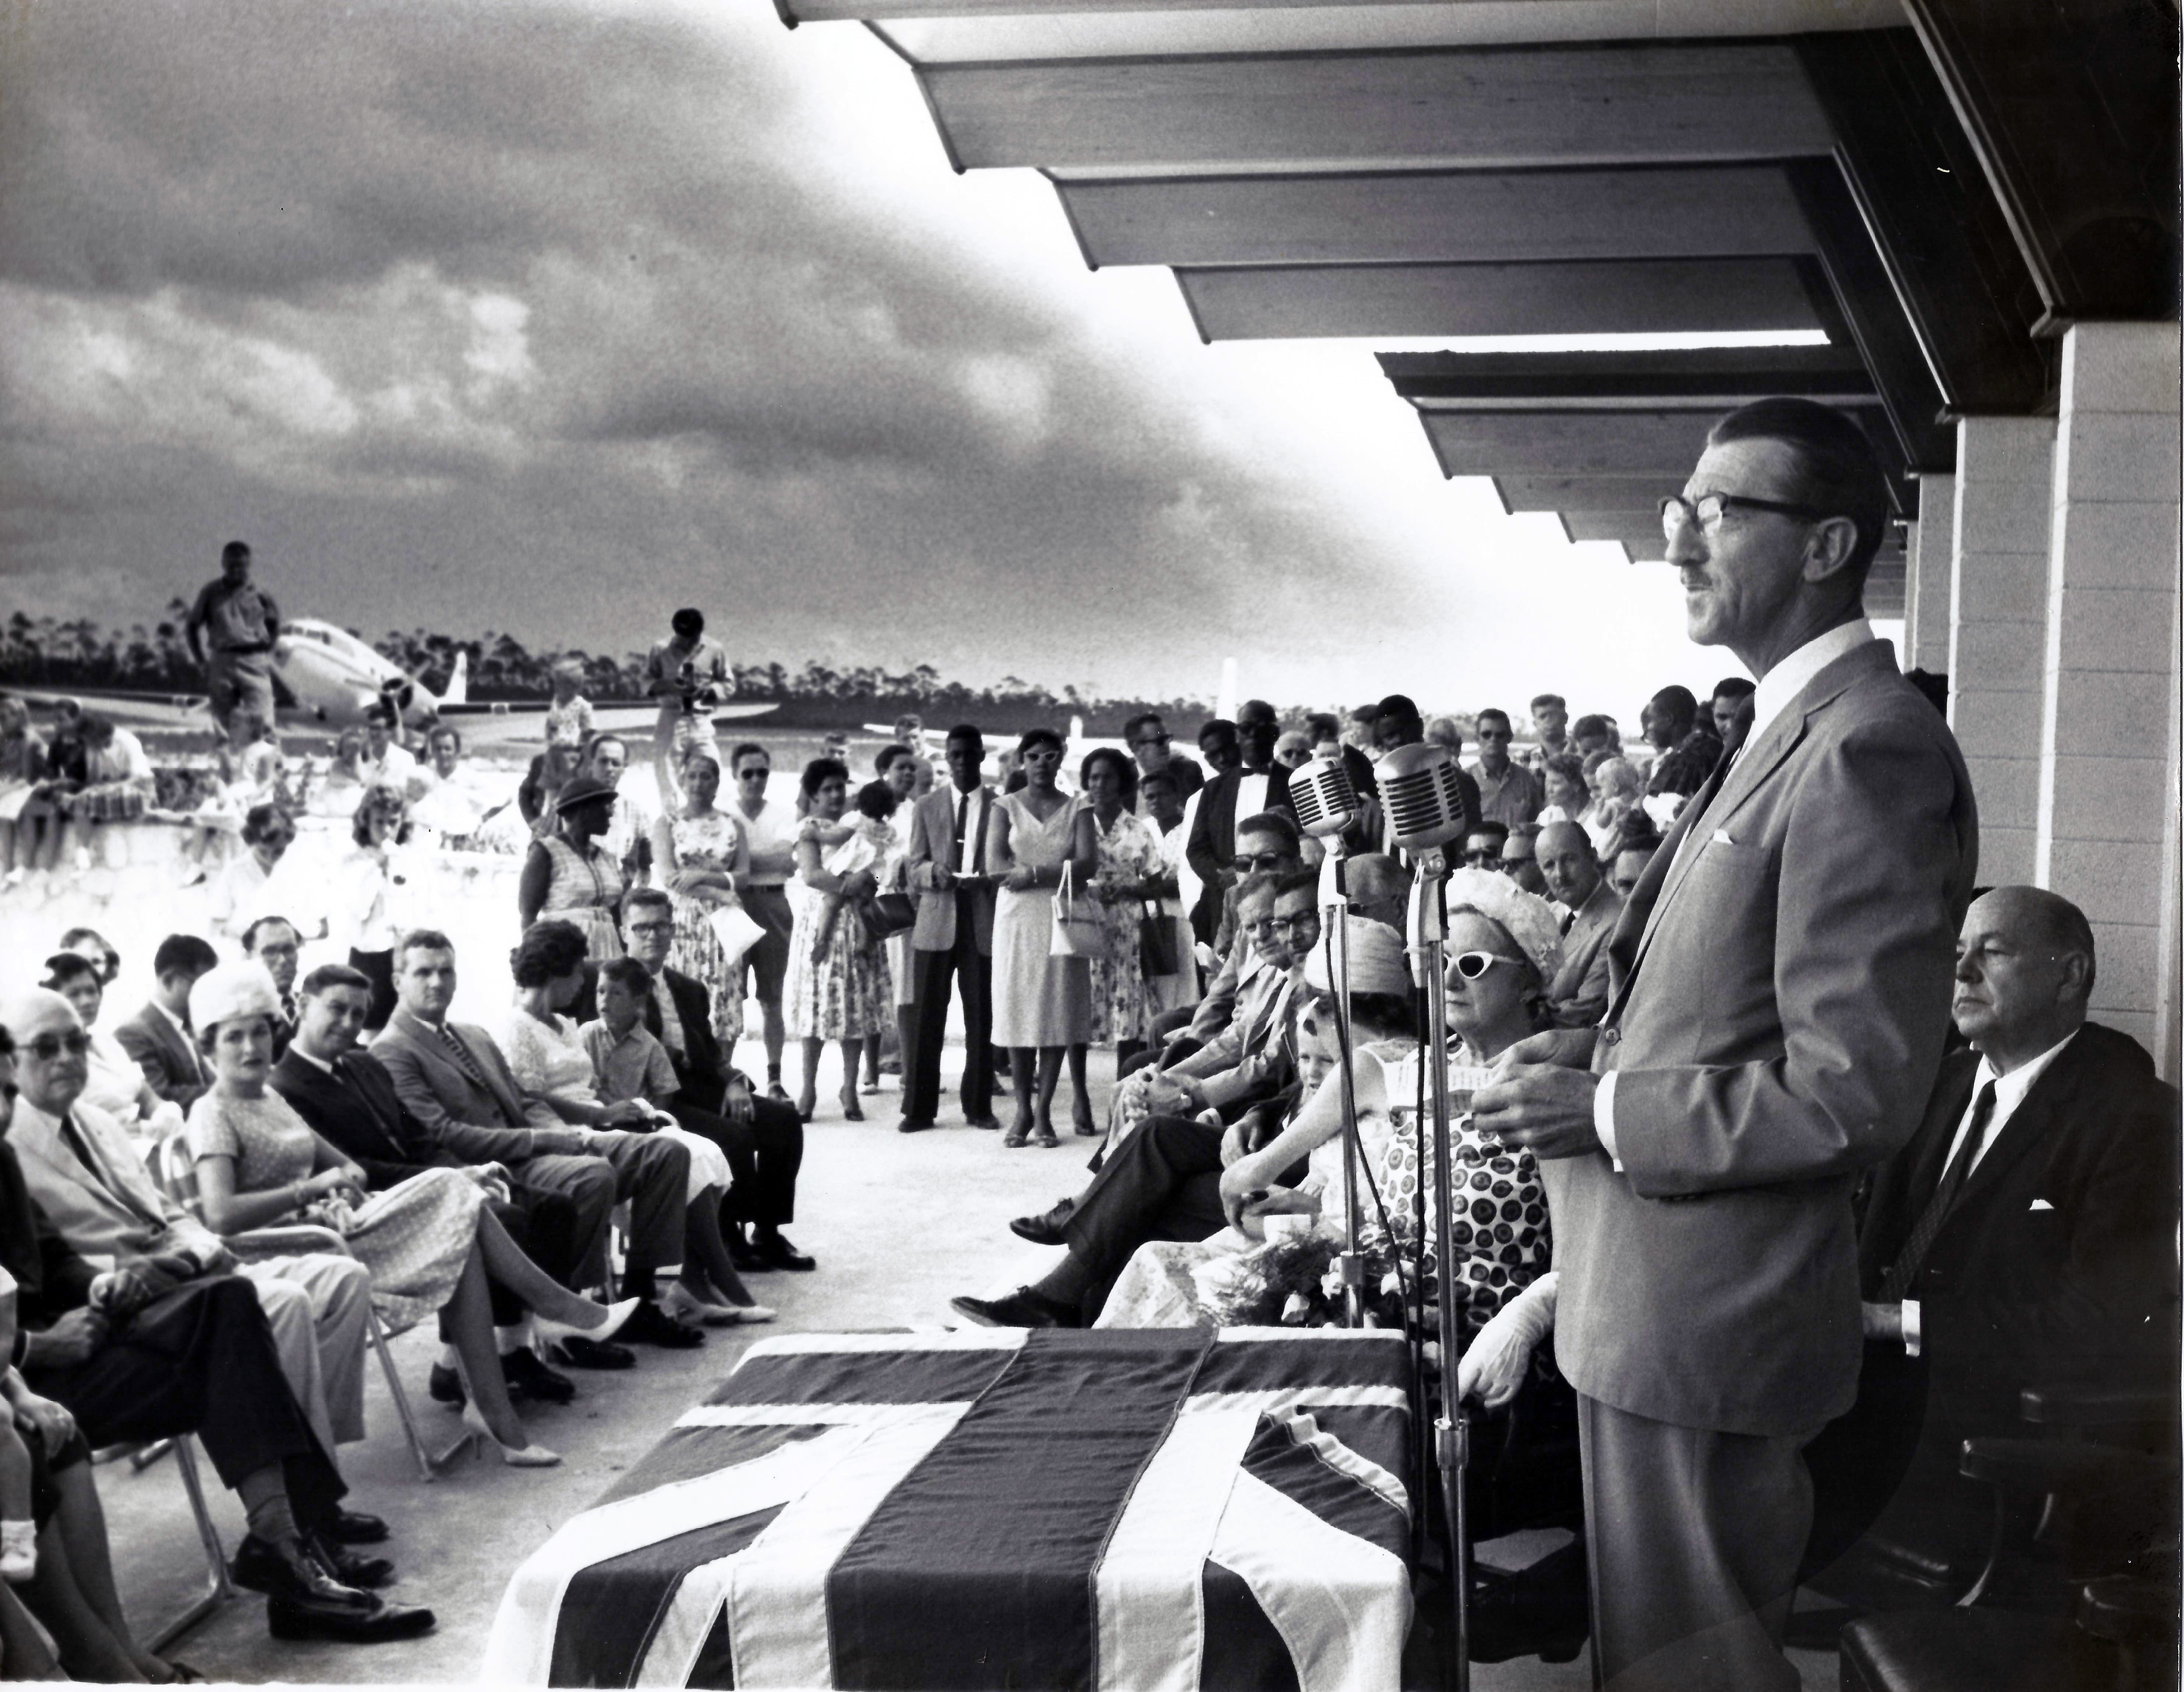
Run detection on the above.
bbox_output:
[1476,398,1979,1691]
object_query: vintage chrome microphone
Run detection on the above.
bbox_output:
[1375,741,1473,1692]
[1290,754,1366,1327]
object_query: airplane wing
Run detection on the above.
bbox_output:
[436,699,776,748]
[10,686,219,731]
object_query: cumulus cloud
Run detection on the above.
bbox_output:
[0,0,1733,714]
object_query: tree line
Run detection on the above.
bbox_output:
[1,608,1223,736]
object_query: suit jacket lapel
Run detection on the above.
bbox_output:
[1951,1039,2087,1220]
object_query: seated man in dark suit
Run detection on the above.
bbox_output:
[370,930,693,1357]
[271,962,589,1406]
[570,892,812,1272]
[240,915,306,1059]
[111,933,218,1107]
[0,1030,429,1645]
[1807,886,2182,1587]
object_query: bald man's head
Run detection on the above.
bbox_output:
[3,988,88,1115]
[1536,821,1601,908]
[1344,853,1410,930]
[1954,885,2096,1064]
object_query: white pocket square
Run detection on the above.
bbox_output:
[2029,1198,2055,1211]
[1711,829,1735,845]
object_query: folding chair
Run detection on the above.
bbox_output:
[90,1435,236,1652]
[144,1134,474,1479]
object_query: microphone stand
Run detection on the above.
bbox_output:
[1316,842,1365,1330]
[1407,845,1469,1692]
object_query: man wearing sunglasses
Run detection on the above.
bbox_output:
[1475,396,1977,1692]
[1122,713,1202,811]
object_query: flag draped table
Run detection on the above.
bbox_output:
[483,1326,1416,1690]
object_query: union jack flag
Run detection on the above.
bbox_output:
[484,1326,1416,1690]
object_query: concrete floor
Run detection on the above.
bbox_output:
[89,1042,1837,1688]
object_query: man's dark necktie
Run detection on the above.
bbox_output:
[951,791,969,874]
[438,1023,492,1090]
[1559,910,1576,937]
[1880,1081,1999,1299]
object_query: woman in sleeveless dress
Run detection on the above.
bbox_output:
[517,775,623,962]
[1078,747,1176,1078]
[984,727,1098,1148]
[650,750,749,1050]
[781,759,894,1122]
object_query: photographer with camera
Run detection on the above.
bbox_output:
[642,608,734,808]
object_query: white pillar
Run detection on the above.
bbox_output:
[2034,321,2182,1065]
[1904,472,1955,676]
[1949,416,2056,887]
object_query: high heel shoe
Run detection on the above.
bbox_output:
[462,1402,561,1467]
[533,1295,640,1353]
[662,1283,761,1327]
[839,1086,865,1122]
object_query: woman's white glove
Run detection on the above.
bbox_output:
[1455,1271,1558,1411]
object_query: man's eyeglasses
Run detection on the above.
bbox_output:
[735,768,768,780]
[1461,847,1501,865]
[1660,491,1837,542]
[1449,951,1515,981]
[1232,851,1288,874]
[1131,734,1169,750]
[1247,913,1317,937]
[627,919,675,935]
[25,1031,92,1060]
[1499,856,1534,874]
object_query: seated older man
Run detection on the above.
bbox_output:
[0,995,424,1636]
[1535,821,1621,1028]
[1806,887,2182,1588]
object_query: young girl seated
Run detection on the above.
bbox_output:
[801,779,897,948]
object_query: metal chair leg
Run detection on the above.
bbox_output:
[369,1307,474,1479]
[149,1436,237,1654]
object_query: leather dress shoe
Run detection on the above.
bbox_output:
[503,1346,577,1403]
[621,1301,705,1348]
[230,1534,375,1610]
[311,1535,395,1590]
[427,1363,466,1408]
[965,1115,1002,1131]
[948,1289,1077,1329]
[754,1232,815,1271]
[1008,1197,1077,1246]
[323,1509,389,1546]
[554,1335,636,1370]
[267,1594,437,1643]
[898,1115,934,1134]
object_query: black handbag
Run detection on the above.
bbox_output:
[1138,901,1183,976]
[856,891,917,943]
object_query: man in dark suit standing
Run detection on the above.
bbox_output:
[899,725,1002,1133]
[1185,699,1294,942]
[113,933,219,1107]
[271,962,593,1401]
[1478,398,1979,1691]
[1809,887,2181,1580]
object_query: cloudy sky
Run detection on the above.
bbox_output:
[0,0,1825,721]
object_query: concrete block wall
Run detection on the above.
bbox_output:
[1950,416,2057,886]
[2035,322,2181,1060]
[1904,472,1955,677]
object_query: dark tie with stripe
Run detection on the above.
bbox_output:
[1880,1081,1999,1299]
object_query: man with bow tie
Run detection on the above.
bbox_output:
[1477,398,1979,1691]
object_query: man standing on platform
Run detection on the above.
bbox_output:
[1476,398,1978,1691]
[185,540,282,749]
[900,725,1001,1133]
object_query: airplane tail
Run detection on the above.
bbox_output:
[441,650,469,707]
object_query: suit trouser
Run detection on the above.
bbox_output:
[665,1098,803,1229]
[904,919,993,1124]
[1062,1114,1228,1319]
[512,1137,692,1297]
[236,1252,372,1450]
[29,1277,346,1531]
[1576,1393,1817,1692]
